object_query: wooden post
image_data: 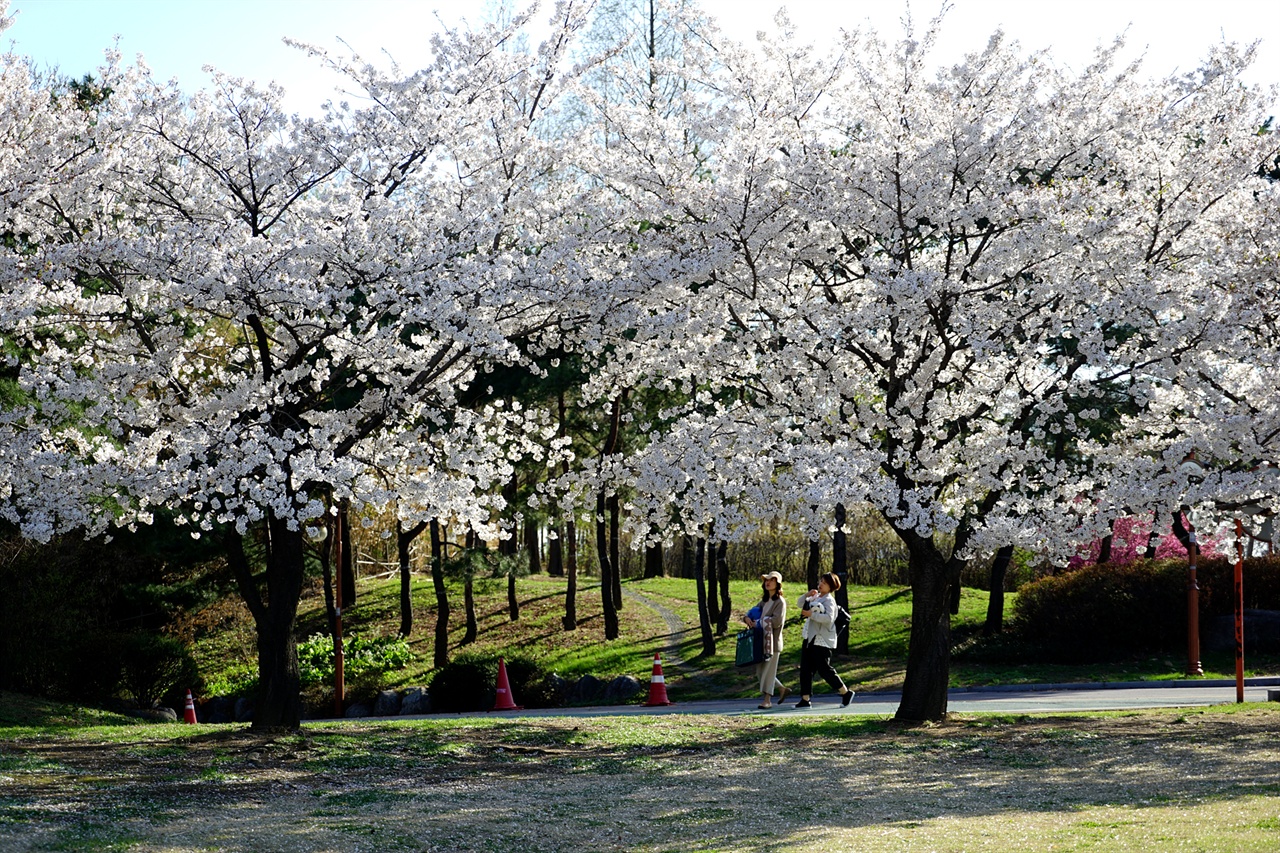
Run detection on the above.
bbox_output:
[1235,518,1245,703]
[1186,522,1202,677]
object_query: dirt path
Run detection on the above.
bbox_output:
[621,586,692,672]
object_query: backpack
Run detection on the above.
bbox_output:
[834,605,851,636]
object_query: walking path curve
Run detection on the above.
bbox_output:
[620,586,694,673]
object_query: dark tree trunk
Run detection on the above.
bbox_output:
[1144,509,1161,559]
[548,525,564,577]
[563,518,578,630]
[557,390,576,628]
[226,519,305,730]
[706,532,721,634]
[464,576,477,644]
[608,493,622,611]
[1173,511,1192,550]
[464,530,478,644]
[319,518,336,639]
[507,573,519,622]
[693,534,715,656]
[339,505,355,606]
[644,541,664,578]
[429,520,449,667]
[595,395,624,636]
[501,475,519,622]
[716,540,730,634]
[833,503,850,653]
[397,520,427,638]
[895,531,958,722]
[1097,517,1115,565]
[983,545,1013,637]
[597,491,619,640]
[525,515,542,575]
[806,538,821,590]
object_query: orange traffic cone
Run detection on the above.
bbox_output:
[182,689,198,724]
[644,653,674,706]
[492,657,523,711]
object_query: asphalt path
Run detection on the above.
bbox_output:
[429,678,1280,720]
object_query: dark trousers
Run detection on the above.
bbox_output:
[800,640,846,696]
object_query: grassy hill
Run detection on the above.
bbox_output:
[189,572,1277,710]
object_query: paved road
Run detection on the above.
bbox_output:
[432,678,1280,720]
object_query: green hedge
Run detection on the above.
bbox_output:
[1010,555,1280,661]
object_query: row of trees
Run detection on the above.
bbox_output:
[1,0,1276,725]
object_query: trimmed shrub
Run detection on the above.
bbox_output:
[428,654,558,712]
[118,633,200,709]
[429,654,498,713]
[1010,555,1280,661]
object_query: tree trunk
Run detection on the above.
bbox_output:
[501,475,520,622]
[1097,517,1115,565]
[1172,511,1192,550]
[339,505,355,606]
[319,518,336,639]
[833,503,850,653]
[464,576,477,644]
[429,520,449,668]
[464,530,478,644]
[597,491,619,640]
[595,394,624,636]
[558,390,576,628]
[716,540,730,634]
[681,534,694,579]
[563,517,578,630]
[806,538,821,590]
[693,534,715,656]
[548,525,564,577]
[644,541,663,578]
[226,519,305,730]
[609,493,622,611]
[525,515,542,575]
[1144,509,1161,560]
[706,532,721,634]
[895,531,956,722]
[983,545,1013,637]
[396,520,427,638]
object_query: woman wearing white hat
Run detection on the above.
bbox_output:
[747,571,789,709]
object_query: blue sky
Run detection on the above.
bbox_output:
[3,0,1277,117]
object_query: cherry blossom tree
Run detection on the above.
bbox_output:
[595,11,1278,720]
[0,1,607,727]
[1106,150,1280,550]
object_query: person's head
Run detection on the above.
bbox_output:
[760,571,783,600]
[818,572,841,595]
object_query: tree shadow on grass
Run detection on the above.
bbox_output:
[9,710,1280,852]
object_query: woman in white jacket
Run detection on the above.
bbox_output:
[794,572,854,709]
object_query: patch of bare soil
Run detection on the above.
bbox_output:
[4,709,1280,852]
